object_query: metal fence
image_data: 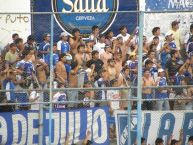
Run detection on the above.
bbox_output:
[0,9,193,145]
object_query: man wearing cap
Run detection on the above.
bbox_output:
[38,33,51,60]
[57,32,71,54]
[165,32,177,50]
[167,20,182,50]
[155,68,170,110]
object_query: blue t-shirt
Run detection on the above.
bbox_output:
[169,41,177,49]
[38,41,50,59]
[157,77,167,87]
[17,60,34,77]
[127,60,138,82]
[160,51,170,69]
[23,61,35,76]
[61,42,70,54]
[65,64,72,81]
[174,73,185,85]
[45,53,59,67]
[64,64,71,74]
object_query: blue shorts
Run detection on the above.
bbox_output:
[157,93,168,99]
[142,94,152,99]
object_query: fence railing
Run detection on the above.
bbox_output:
[0,9,193,145]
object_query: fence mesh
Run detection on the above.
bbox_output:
[0,10,193,145]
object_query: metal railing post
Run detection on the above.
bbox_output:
[39,91,43,145]
[137,10,144,145]
[49,13,54,145]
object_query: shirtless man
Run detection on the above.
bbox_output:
[68,61,79,108]
[142,69,155,110]
[69,28,84,57]
[85,39,94,59]
[74,44,90,68]
[114,53,123,75]
[55,53,67,85]
[100,45,113,67]
[117,66,131,109]
[107,59,118,81]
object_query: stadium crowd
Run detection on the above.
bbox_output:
[0,21,193,111]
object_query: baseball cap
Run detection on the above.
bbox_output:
[165,31,173,37]
[60,32,68,37]
[66,54,72,61]
[43,33,50,38]
[158,68,165,73]
[171,20,180,27]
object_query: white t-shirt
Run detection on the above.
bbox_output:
[116,33,130,43]
[93,42,105,54]
[89,34,98,44]
[107,90,120,110]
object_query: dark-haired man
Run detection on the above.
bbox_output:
[74,44,90,67]
[89,25,100,44]
[117,25,130,43]
[87,50,104,81]
[38,33,50,60]
[55,53,67,85]
[148,27,164,52]
[165,49,181,84]
[24,35,36,50]
[69,28,84,56]
[142,69,155,110]
[167,21,182,50]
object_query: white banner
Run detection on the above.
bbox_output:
[115,110,193,145]
[144,13,193,40]
[0,0,31,49]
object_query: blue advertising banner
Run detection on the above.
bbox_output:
[0,106,109,145]
[115,111,193,145]
[145,0,193,11]
[32,0,138,42]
